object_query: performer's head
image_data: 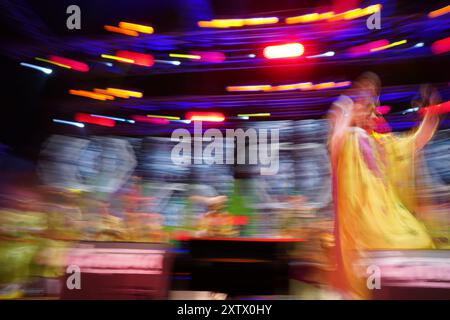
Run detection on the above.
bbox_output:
[351,72,381,129]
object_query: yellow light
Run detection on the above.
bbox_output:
[286,11,334,24]
[198,17,278,28]
[104,25,139,37]
[319,12,335,20]
[169,53,201,59]
[265,84,302,91]
[198,19,240,28]
[101,54,135,63]
[297,82,313,90]
[69,90,115,101]
[118,22,154,34]
[35,57,71,69]
[237,113,271,117]
[106,88,143,98]
[243,17,279,25]
[226,85,272,92]
[313,82,336,90]
[147,114,180,120]
[330,4,381,21]
[366,4,382,14]
[94,88,130,98]
[370,40,407,52]
[428,5,450,18]
[343,8,365,20]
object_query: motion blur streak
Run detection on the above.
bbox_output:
[118,22,154,34]
[104,25,139,36]
[69,90,115,101]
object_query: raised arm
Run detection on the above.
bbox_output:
[412,86,441,152]
[328,96,353,165]
[413,110,439,152]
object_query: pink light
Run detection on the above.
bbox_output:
[131,115,169,124]
[263,43,304,59]
[376,105,391,115]
[116,50,154,67]
[49,56,89,72]
[190,51,226,63]
[431,37,450,54]
[347,39,389,57]
[186,112,225,122]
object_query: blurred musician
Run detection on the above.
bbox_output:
[327,72,441,298]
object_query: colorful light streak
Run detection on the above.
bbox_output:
[35,57,71,69]
[370,40,407,52]
[154,59,181,66]
[75,113,116,127]
[118,22,154,34]
[106,88,143,98]
[147,114,180,120]
[53,119,84,128]
[116,50,154,67]
[169,53,201,60]
[186,112,225,122]
[431,37,450,54]
[226,85,272,92]
[286,12,334,24]
[306,51,335,59]
[263,43,304,59]
[48,56,89,72]
[91,114,135,123]
[104,25,139,37]
[227,81,349,92]
[237,113,270,117]
[428,5,450,18]
[132,115,170,124]
[285,5,380,24]
[101,54,135,63]
[191,51,226,63]
[94,88,130,99]
[20,62,52,74]
[69,90,114,101]
[198,17,279,28]
[347,40,390,57]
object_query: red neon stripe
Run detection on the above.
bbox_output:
[131,115,169,124]
[116,50,154,67]
[75,113,115,127]
[49,56,89,72]
[431,37,450,54]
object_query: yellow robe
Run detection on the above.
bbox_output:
[334,127,434,298]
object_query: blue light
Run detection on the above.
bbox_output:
[20,62,52,74]
[53,119,84,128]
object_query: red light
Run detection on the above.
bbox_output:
[116,50,154,67]
[75,113,115,127]
[186,112,225,122]
[49,56,89,72]
[131,115,170,124]
[419,101,450,116]
[431,37,450,54]
[263,43,304,59]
